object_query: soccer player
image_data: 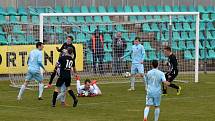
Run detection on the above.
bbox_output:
[17,42,46,100]
[75,75,102,97]
[121,37,145,91]
[143,60,170,121]
[163,46,181,95]
[52,47,78,107]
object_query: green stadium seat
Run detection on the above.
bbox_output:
[161,32,169,41]
[183,22,192,31]
[104,43,112,52]
[63,6,71,13]
[7,6,17,15]
[32,16,39,24]
[67,16,76,23]
[144,42,155,50]
[188,31,195,40]
[211,14,215,21]
[137,16,144,21]
[142,23,151,32]
[199,49,208,59]
[133,5,140,12]
[151,23,159,32]
[161,16,169,22]
[157,52,167,60]
[0,15,7,24]
[0,26,6,35]
[199,41,204,49]
[173,6,179,12]
[10,16,18,24]
[178,16,186,22]
[208,50,215,59]
[148,51,157,60]
[184,50,194,59]
[75,33,86,43]
[44,27,54,34]
[172,41,180,50]
[186,41,195,49]
[145,15,152,20]
[157,6,164,12]
[90,6,97,13]
[129,33,136,41]
[197,5,206,13]
[161,23,168,31]
[190,23,196,31]
[85,34,91,41]
[104,34,112,43]
[0,6,7,15]
[206,6,214,13]
[185,16,194,22]
[207,31,215,40]
[55,26,63,34]
[117,5,124,12]
[129,16,137,22]
[199,22,205,31]
[125,5,132,12]
[116,25,127,32]
[122,33,130,42]
[29,7,38,16]
[98,6,106,13]
[200,31,205,40]
[164,5,172,12]
[94,16,103,23]
[103,16,112,23]
[86,16,94,23]
[72,6,80,13]
[201,14,211,22]
[50,16,59,24]
[178,40,186,50]
[144,53,149,61]
[149,5,156,12]
[99,25,107,33]
[81,5,89,13]
[189,5,196,12]
[86,50,93,64]
[210,40,215,49]
[55,5,62,13]
[125,42,133,51]
[181,31,190,41]
[207,22,215,30]
[103,52,112,62]
[58,17,68,24]
[205,40,212,49]
[13,25,25,34]
[180,5,187,12]
[141,6,148,12]
[107,5,115,12]
[212,31,215,39]
[26,34,36,44]
[36,8,45,14]
[90,25,97,33]
[173,23,183,31]
[76,16,85,23]
[0,35,7,45]
[107,25,115,32]
[21,16,28,23]
[16,34,26,44]
[18,6,27,15]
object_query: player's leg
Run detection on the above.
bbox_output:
[34,72,44,100]
[66,78,78,107]
[137,64,145,83]
[162,73,169,95]
[56,83,67,105]
[167,74,181,95]
[144,96,153,121]
[128,64,137,91]
[154,96,161,121]
[76,76,81,94]
[52,78,63,107]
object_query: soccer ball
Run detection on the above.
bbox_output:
[124,72,131,77]
[82,91,89,96]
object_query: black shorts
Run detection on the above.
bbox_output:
[56,77,71,87]
[165,73,177,82]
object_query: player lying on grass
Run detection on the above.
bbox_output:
[17,42,46,100]
[143,60,170,121]
[75,75,102,97]
[52,47,78,107]
[163,46,181,96]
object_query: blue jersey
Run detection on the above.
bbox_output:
[28,49,43,72]
[123,44,145,64]
[145,68,166,97]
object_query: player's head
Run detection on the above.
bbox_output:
[164,46,172,56]
[116,32,122,38]
[66,36,73,44]
[84,79,91,90]
[134,37,140,45]
[36,42,44,50]
[152,60,159,68]
[66,47,73,55]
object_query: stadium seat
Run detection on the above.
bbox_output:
[149,5,156,12]
[200,31,205,40]
[157,52,167,60]
[211,14,215,21]
[107,5,115,12]
[32,16,39,24]
[13,25,25,34]
[29,7,38,16]
[207,31,215,40]
[7,34,18,45]
[125,42,133,52]
[58,17,68,24]
[129,16,137,22]
[151,23,159,31]
[190,23,196,31]
[18,6,27,16]
[123,51,132,61]
[116,25,127,32]
[178,41,186,50]
[86,16,94,23]
[183,23,192,31]
[10,16,18,24]
[141,6,148,12]
[161,32,169,41]
[157,6,164,12]
[21,16,28,23]
[103,52,112,62]
[199,49,208,59]
[207,22,215,30]
[122,33,130,42]
[75,33,86,43]
[178,16,186,22]
[0,15,7,24]
[63,6,71,13]
[201,14,211,22]
[44,27,54,34]
[103,16,112,23]
[36,8,45,14]
[107,25,116,32]
[148,51,157,60]
[199,22,205,31]
[186,41,195,49]
[72,6,81,13]
[125,5,132,12]
[205,40,213,49]
[26,34,36,44]
[104,34,112,43]
[90,6,97,13]
[55,5,62,13]
[185,16,194,22]
[137,16,144,21]
[90,25,97,33]
[104,43,112,52]
[181,31,190,40]
[161,23,168,31]
[117,5,124,12]
[189,5,196,12]
[0,6,7,15]
[98,25,107,33]
[145,15,152,20]
[210,40,215,49]
[173,6,180,12]
[67,16,76,23]
[172,41,180,50]
[173,31,182,41]
[76,16,85,23]
[164,5,172,12]
[143,42,155,50]
[208,50,215,59]
[98,6,106,13]
[142,23,151,32]
[55,26,63,34]
[180,5,187,12]
[199,41,204,49]
[0,35,7,44]
[173,23,183,31]
[197,5,206,13]
[81,5,89,13]
[212,31,215,39]
[184,50,194,59]
[133,5,140,12]
[94,16,103,23]
[7,6,17,15]
[16,34,26,44]
[86,49,93,64]
[206,5,214,13]
[50,16,59,24]
[129,33,136,41]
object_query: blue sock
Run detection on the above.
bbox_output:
[38,83,44,98]
[144,107,150,119]
[154,108,160,121]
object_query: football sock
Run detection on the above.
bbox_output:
[38,83,44,98]
[68,90,77,101]
[18,85,26,98]
[52,91,58,106]
[56,92,64,101]
[154,108,160,121]
[49,70,56,85]
[144,107,150,119]
[169,84,179,89]
[130,77,135,89]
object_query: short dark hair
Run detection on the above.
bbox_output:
[36,42,43,48]
[67,36,73,41]
[152,60,158,68]
[67,47,73,55]
[85,79,91,84]
[164,46,171,52]
[134,37,140,41]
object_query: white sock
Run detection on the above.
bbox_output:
[144,107,150,120]
[130,77,135,89]
[77,80,81,94]
[154,108,160,121]
[18,85,26,98]
[38,83,44,98]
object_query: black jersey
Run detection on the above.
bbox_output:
[58,55,75,78]
[167,53,178,75]
[58,43,76,60]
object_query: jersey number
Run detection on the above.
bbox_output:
[66,60,73,69]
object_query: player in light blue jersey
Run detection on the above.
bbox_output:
[121,37,145,91]
[143,60,170,121]
[17,42,46,100]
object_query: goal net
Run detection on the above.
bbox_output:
[7,12,200,90]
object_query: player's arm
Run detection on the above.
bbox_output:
[161,72,170,86]
[38,52,46,71]
[72,45,76,60]
[56,43,65,52]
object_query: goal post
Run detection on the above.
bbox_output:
[39,12,200,83]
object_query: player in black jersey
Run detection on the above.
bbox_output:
[51,47,78,107]
[163,46,181,96]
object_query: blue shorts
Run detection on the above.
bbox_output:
[25,70,43,82]
[131,64,144,74]
[146,95,161,107]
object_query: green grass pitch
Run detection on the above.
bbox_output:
[0,74,215,121]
